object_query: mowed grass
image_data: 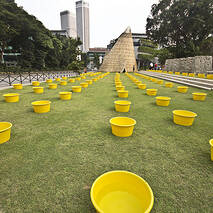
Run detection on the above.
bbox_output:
[0,73,213,213]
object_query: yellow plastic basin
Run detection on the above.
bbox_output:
[59,92,72,100]
[209,139,213,161]
[46,79,52,83]
[175,72,180,75]
[165,82,173,88]
[173,110,197,126]
[32,81,40,86]
[55,78,60,82]
[138,84,146,89]
[91,170,154,213]
[118,90,128,98]
[69,78,75,83]
[60,81,67,86]
[188,73,195,77]
[198,73,205,78]
[168,71,173,74]
[86,80,93,85]
[76,77,81,81]
[110,117,136,137]
[182,73,188,76]
[0,122,12,144]
[3,93,19,103]
[157,80,164,85]
[32,100,51,113]
[80,82,89,88]
[156,96,171,106]
[116,86,125,91]
[81,76,86,79]
[72,86,82,92]
[177,86,188,93]
[62,76,67,80]
[114,100,131,112]
[115,82,122,86]
[207,74,213,79]
[93,78,98,82]
[146,89,158,96]
[49,84,57,89]
[192,93,207,101]
[13,84,23,90]
[33,87,44,94]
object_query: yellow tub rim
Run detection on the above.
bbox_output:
[59,92,72,95]
[0,122,13,133]
[90,170,154,213]
[210,139,213,146]
[32,100,51,106]
[173,110,197,118]
[156,96,171,101]
[3,93,20,97]
[114,100,131,106]
[110,117,136,127]
[192,92,207,96]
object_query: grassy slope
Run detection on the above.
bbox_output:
[0,73,213,213]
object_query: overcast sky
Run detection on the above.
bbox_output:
[15,0,158,47]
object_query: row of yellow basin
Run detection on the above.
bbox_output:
[147,70,213,79]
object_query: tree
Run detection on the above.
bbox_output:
[93,53,101,69]
[146,0,213,58]
[67,61,84,74]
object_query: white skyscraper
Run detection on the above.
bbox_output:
[60,10,77,38]
[76,0,90,52]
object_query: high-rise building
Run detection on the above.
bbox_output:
[60,10,77,38]
[76,0,90,52]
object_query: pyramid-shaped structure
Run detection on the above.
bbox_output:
[99,27,137,72]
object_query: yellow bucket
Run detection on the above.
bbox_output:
[32,81,40,86]
[49,84,57,89]
[168,71,173,74]
[91,170,154,213]
[146,89,158,96]
[60,81,67,86]
[72,86,82,92]
[32,100,51,113]
[86,80,93,85]
[115,82,122,86]
[114,100,131,112]
[55,78,60,82]
[156,96,171,106]
[0,122,12,144]
[110,117,136,137]
[93,78,98,82]
[207,74,213,79]
[198,73,205,78]
[13,84,23,90]
[192,93,207,101]
[182,73,188,76]
[76,77,81,81]
[165,82,173,88]
[46,79,52,83]
[177,86,188,93]
[116,86,125,91]
[3,93,19,103]
[81,76,86,79]
[138,84,146,89]
[157,80,164,85]
[188,73,195,77]
[59,92,72,100]
[209,139,213,161]
[175,72,180,75]
[62,76,67,80]
[69,78,75,83]
[173,110,197,126]
[33,87,44,94]
[118,90,128,98]
[80,82,89,88]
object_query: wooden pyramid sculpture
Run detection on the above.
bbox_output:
[99,27,137,72]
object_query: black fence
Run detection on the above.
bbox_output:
[0,71,78,86]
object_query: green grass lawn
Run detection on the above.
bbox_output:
[0,73,213,212]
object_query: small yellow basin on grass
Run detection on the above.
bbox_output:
[110,117,136,137]
[0,122,12,144]
[91,170,154,213]
[173,110,197,126]
[3,93,19,103]
[33,87,44,94]
[192,93,207,101]
[49,84,57,89]
[207,74,213,79]
[46,79,52,83]
[115,82,122,86]
[165,82,173,88]
[32,81,40,86]
[177,86,188,93]
[76,77,81,81]
[146,89,158,96]
[198,73,205,78]
[138,84,146,89]
[209,139,213,161]
[188,73,195,77]
[156,96,171,106]
[55,78,60,82]
[114,100,131,112]
[81,76,86,79]
[62,76,67,80]
[168,71,173,74]
[93,78,98,82]
[72,86,82,92]
[86,80,93,85]
[69,78,75,83]
[59,92,72,100]
[118,90,128,98]
[80,82,89,88]
[157,80,164,85]
[182,73,188,76]
[13,84,23,90]
[175,72,180,75]
[32,100,51,113]
[60,81,67,86]
[116,86,125,91]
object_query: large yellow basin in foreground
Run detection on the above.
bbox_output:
[90,170,154,213]
[32,100,51,113]
[114,100,131,112]
[0,122,12,144]
[173,110,197,126]
[3,93,19,103]
[110,117,136,137]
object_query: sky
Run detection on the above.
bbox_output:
[15,0,158,48]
